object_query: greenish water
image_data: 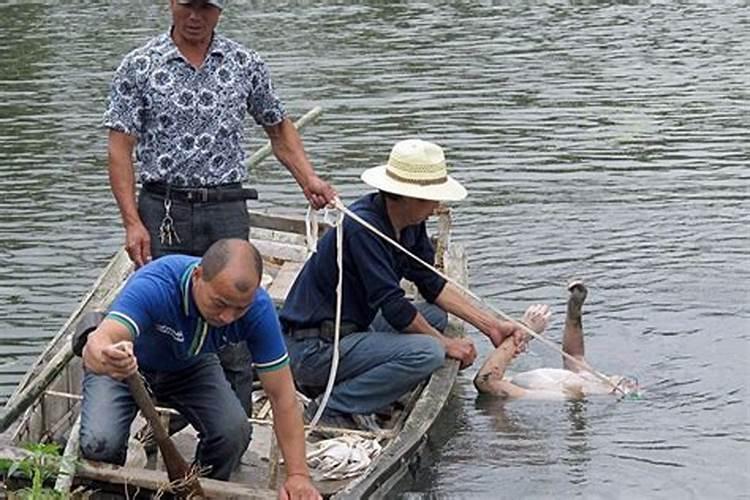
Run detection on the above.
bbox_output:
[1,2,748,498]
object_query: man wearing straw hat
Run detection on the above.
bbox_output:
[280,139,529,428]
[104,0,335,430]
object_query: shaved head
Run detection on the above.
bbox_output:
[200,239,263,292]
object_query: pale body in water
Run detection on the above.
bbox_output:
[474,281,636,399]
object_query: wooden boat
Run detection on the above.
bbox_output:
[0,208,467,499]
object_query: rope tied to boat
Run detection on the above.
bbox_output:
[303,204,388,479]
[304,205,346,428]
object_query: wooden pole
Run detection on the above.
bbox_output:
[0,339,75,433]
[267,431,281,490]
[126,373,205,498]
[244,106,323,167]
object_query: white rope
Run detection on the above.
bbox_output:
[331,197,625,396]
[303,208,384,479]
[308,206,345,427]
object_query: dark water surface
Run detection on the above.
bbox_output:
[1,1,748,498]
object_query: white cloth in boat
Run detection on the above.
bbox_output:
[306,436,382,481]
[509,368,613,396]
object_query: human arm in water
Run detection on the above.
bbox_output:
[473,304,550,397]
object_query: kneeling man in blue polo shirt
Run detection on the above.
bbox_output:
[80,239,318,497]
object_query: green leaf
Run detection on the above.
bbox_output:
[7,460,21,478]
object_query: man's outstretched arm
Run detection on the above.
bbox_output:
[259,366,321,500]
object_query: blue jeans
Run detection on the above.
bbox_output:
[286,303,447,415]
[79,354,252,480]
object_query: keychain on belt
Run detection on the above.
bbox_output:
[159,197,181,246]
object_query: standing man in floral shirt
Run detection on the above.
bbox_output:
[103,0,335,430]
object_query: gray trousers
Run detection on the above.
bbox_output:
[138,189,250,257]
[138,189,254,416]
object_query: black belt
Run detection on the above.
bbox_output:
[142,182,258,203]
[285,320,363,342]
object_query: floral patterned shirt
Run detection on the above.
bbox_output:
[103,30,286,187]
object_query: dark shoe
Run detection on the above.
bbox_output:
[351,413,383,433]
[304,397,355,429]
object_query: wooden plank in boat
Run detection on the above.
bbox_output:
[253,240,308,264]
[249,211,331,236]
[0,443,275,499]
[74,459,277,499]
[41,369,74,443]
[250,227,306,247]
[266,261,304,306]
[68,357,83,399]
[27,399,44,444]
[0,444,29,461]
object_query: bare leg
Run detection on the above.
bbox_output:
[563,280,588,372]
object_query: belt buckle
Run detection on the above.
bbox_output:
[320,321,333,340]
[186,188,209,202]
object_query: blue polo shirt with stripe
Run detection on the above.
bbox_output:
[107,255,288,373]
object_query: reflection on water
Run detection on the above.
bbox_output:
[1,1,748,498]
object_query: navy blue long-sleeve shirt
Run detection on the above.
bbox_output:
[279,193,447,332]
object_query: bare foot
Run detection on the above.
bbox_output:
[522,304,551,334]
[567,279,588,317]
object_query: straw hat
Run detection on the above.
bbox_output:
[361,139,467,202]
